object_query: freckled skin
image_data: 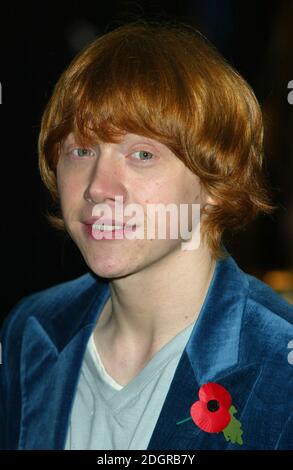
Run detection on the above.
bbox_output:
[57,132,212,280]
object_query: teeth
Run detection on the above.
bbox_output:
[92,224,124,231]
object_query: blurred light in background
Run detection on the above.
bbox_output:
[263,270,293,304]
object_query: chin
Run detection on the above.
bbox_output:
[90,264,137,280]
[84,252,137,280]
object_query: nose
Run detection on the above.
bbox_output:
[84,149,127,206]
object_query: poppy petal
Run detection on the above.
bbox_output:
[198,382,232,410]
[190,400,231,433]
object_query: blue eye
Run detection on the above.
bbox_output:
[132,150,154,161]
[71,148,95,158]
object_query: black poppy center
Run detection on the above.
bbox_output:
[207,399,220,412]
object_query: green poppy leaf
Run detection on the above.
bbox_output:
[222,405,243,445]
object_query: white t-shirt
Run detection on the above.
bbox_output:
[65,321,195,450]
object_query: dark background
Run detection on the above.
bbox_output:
[1,0,293,325]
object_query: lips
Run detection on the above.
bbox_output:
[82,216,138,240]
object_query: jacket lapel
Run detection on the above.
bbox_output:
[146,352,262,450]
[18,278,111,450]
[147,256,261,450]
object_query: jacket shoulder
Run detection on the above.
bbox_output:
[241,272,293,364]
[247,273,293,325]
[221,266,293,449]
[0,272,100,341]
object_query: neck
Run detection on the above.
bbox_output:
[95,243,217,355]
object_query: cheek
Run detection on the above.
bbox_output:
[141,179,177,205]
[56,162,67,197]
[57,165,81,201]
[137,179,196,212]
[143,177,201,235]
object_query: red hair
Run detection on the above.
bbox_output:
[38,20,274,257]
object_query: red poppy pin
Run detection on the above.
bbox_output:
[176,382,243,445]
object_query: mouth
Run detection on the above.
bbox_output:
[92,222,126,232]
[82,220,138,240]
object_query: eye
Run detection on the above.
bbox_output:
[131,150,154,161]
[69,148,95,158]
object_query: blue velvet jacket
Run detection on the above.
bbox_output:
[0,255,292,450]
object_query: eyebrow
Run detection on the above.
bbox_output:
[113,134,161,146]
[62,133,165,153]
[121,135,166,151]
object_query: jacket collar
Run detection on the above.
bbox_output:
[18,280,110,449]
[18,254,256,450]
[186,253,248,383]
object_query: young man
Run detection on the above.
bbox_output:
[0,21,292,450]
